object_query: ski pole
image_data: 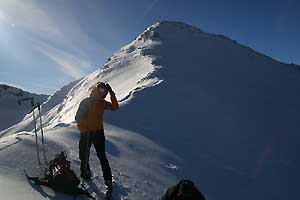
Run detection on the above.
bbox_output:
[32,109,41,165]
[37,103,48,166]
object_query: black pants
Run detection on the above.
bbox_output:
[79,130,112,183]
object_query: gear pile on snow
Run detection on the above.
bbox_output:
[25,152,95,199]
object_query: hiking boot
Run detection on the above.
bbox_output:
[105,180,113,200]
[80,170,92,180]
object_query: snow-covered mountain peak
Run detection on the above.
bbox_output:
[38,22,165,127]
[1,21,300,200]
[154,20,206,34]
[134,20,208,43]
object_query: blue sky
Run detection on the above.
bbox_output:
[0,0,299,94]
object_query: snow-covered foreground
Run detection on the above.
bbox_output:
[0,123,179,199]
[1,21,300,199]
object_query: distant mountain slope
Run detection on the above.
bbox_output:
[1,21,300,200]
[104,21,300,200]
[0,84,48,131]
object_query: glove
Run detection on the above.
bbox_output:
[105,83,115,95]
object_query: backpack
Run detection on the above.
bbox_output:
[46,152,80,193]
[26,152,94,199]
[162,180,206,200]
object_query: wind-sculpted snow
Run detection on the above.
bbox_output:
[1,21,300,200]
[43,33,163,128]
[0,29,162,136]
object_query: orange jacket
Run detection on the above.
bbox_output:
[75,84,119,133]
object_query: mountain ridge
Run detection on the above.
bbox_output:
[0,84,48,131]
[1,21,300,200]
[150,21,300,67]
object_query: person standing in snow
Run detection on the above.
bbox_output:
[75,82,119,198]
